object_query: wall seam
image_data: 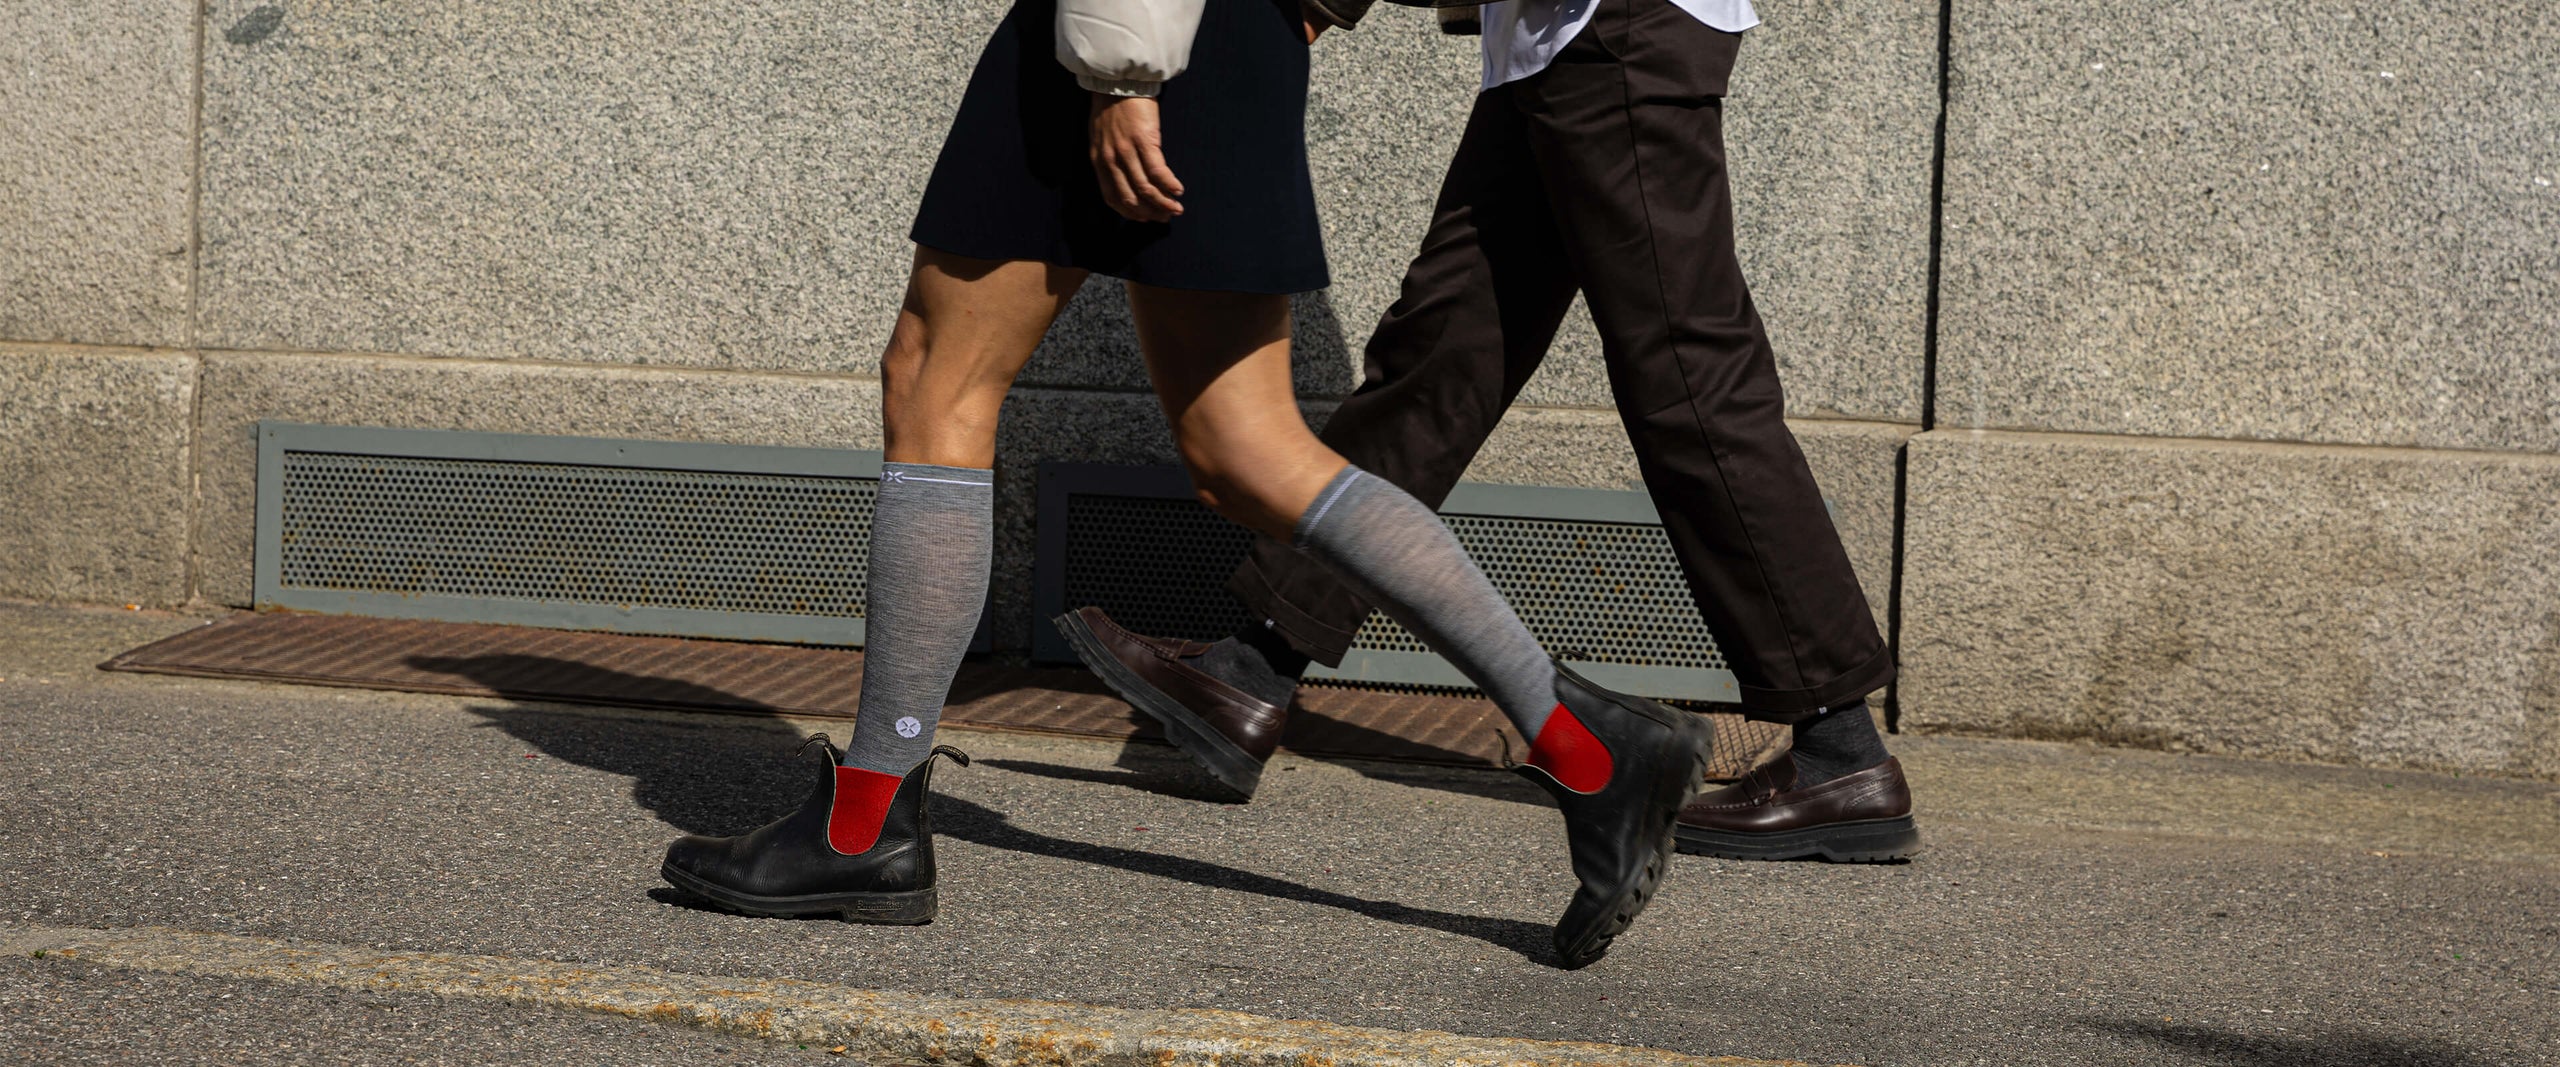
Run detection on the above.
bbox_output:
[195,346,894,385]
[1887,0,1959,731]
[0,340,192,357]
[1906,425,2560,466]
[182,0,211,608]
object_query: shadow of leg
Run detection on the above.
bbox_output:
[932,794,1554,963]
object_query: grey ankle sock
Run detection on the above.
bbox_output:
[1193,636,1299,709]
[1789,698,1889,788]
[1292,466,1557,739]
[1236,621,1313,681]
[839,463,994,775]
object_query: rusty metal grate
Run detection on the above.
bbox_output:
[99,614,1788,778]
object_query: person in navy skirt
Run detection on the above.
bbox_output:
[913,0,1330,294]
[657,0,1719,969]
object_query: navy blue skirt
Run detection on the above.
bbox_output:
[909,0,1330,294]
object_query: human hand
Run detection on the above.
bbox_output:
[1088,93,1184,222]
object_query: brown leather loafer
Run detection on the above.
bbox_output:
[1052,607,1286,800]
[1674,756,1919,862]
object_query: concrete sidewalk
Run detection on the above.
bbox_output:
[2,601,2554,1065]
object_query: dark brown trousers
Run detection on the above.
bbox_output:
[1229,0,1893,718]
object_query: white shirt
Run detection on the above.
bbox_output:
[1479,0,1759,90]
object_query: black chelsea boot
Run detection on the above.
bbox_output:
[661,737,968,925]
[1515,661,1713,968]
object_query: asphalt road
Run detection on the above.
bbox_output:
[3,602,2555,1066]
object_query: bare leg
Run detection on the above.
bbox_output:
[1125,281,1556,731]
[660,246,1089,926]
[883,248,1087,467]
[840,246,1084,777]
[1122,282,1709,969]
[1124,283,1344,541]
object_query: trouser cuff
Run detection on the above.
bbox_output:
[1226,550,1363,669]
[1734,642,1898,724]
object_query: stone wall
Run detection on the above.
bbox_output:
[4,0,2550,776]
[1906,0,2560,778]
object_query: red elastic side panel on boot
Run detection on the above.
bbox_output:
[828,766,904,856]
[1528,703,1614,794]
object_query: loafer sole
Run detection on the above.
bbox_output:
[1054,611,1263,801]
[1675,815,1920,863]
[660,861,938,925]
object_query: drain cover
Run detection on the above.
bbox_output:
[103,614,1785,775]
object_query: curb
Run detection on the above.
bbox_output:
[2,923,1830,1067]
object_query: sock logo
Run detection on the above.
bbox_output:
[894,716,923,738]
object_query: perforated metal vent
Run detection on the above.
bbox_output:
[1350,515,1728,676]
[255,424,890,645]
[1032,463,1741,703]
[1059,494,1257,641]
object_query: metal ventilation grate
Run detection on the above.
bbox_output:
[1347,515,1727,676]
[255,423,893,645]
[278,455,874,614]
[1032,463,1742,703]
[1058,493,1259,641]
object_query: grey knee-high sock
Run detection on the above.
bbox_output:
[840,463,994,775]
[1293,466,1558,739]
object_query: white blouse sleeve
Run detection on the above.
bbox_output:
[1054,0,1208,97]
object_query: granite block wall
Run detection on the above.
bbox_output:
[0,9,202,605]
[0,1,198,347]
[186,0,1934,403]
[1901,431,2560,780]
[1906,0,2560,775]
[11,0,2554,776]
[1936,1,2560,452]
[0,347,198,607]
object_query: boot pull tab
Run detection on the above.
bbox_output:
[930,744,972,768]
[1493,728,1520,770]
[795,732,840,761]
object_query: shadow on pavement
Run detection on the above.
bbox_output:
[450,699,806,836]
[930,793,1551,961]
[1276,701,1556,807]
[2087,1018,2502,1067]
[408,649,1556,807]
[418,654,1551,961]
[1289,749,1555,807]
[402,652,779,715]
[975,756,1237,803]
[983,745,1555,810]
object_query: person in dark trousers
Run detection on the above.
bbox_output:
[1059,0,1920,863]
[660,0,1713,970]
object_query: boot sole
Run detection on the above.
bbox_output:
[1675,816,1921,863]
[659,862,938,925]
[1054,611,1262,801]
[1557,706,1713,970]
